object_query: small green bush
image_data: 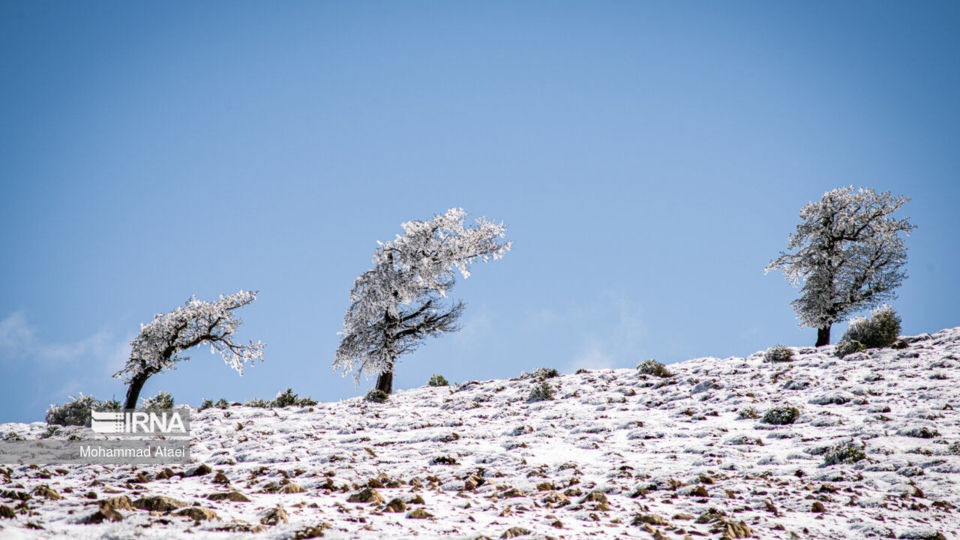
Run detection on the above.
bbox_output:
[763,345,794,363]
[527,381,556,402]
[141,391,174,409]
[521,367,559,380]
[365,389,389,403]
[637,359,673,378]
[272,388,317,407]
[199,398,231,411]
[823,441,866,466]
[45,394,121,427]
[245,398,269,407]
[837,306,901,357]
[762,406,800,425]
[428,374,449,387]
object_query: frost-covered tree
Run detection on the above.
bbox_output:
[114,290,265,409]
[335,208,510,394]
[766,187,914,346]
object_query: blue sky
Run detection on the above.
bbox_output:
[2,2,958,423]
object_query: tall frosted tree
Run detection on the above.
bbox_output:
[335,208,510,394]
[766,187,914,346]
[114,291,265,409]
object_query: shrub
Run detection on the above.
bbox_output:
[527,381,555,402]
[365,389,389,403]
[141,391,174,409]
[762,406,800,425]
[637,359,673,378]
[45,394,121,427]
[763,346,794,363]
[521,367,559,380]
[738,407,760,419]
[428,374,449,387]
[272,388,317,407]
[837,306,901,357]
[823,441,866,466]
[199,398,230,411]
[245,398,269,408]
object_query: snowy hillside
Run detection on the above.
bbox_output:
[2,328,959,539]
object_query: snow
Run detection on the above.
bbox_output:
[2,327,959,539]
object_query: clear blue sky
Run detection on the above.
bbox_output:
[2,2,958,422]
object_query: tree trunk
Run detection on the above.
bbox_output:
[123,372,151,409]
[816,326,831,347]
[375,369,394,394]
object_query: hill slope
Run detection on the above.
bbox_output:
[1,328,959,539]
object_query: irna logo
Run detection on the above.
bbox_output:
[91,410,189,435]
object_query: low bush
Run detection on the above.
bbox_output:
[837,306,901,357]
[272,388,317,407]
[763,345,794,363]
[46,394,121,427]
[198,398,231,411]
[738,407,760,419]
[762,406,800,425]
[823,441,866,466]
[428,374,449,387]
[527,381,556,402]
[141,391,174,409]
[521,368,559,380]
[365,389,389,403]
[637,359,673,378]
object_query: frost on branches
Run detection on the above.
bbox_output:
[335,208,510,394]
[766,187,914,346]
[114,290,265,409]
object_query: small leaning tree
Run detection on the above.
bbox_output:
[114,290,265,409]
[335,208,510,394]
[766,187,914,346]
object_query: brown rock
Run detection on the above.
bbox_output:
[501,527,531,538]
[260,505,289,526]
[33,485,61,500]
[177,507,220,521]
[581,490,608,504]
[294,522,332,539]
[207,491,252,503]
[82,508,123,523]
[187,464,212,477]
[720,520,754,538]
[542,491,570,506]
[407,507,433,519]
[212,471,230,485]
[633,513,669,526]
[347,488,385,504]
[811,501,826,513]
[100,496,134,511]
[384,498,407,513]
[133,496,188,512]
[0,505,15,519]
[280,482,306,494]
[690,485,709,497]
[501,487,525,498]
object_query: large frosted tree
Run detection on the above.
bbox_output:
[335,208,510,394]
[114,290,265,409]
[766,187,914,346]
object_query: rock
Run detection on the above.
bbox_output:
[212,471,230,485]
[384,498,406,513]
[690,485,709,497]
[260,505,288,526]
[501,487,525,498]
[633,513,670,526]
[720,520,754,538]
[133,496,188,512]
[0,505,15,519]
[207,491,252,503]
[407,508,433,519]
[280,482,306,494]
[811,501,826,513]
[32,485,61,500]
[187,464,212,477]
[542,491,570,506]
[464,476,483,491]
[293,522,332,539]
[347,488,385,504]
[176,507,220,521]
[154,468,177,480]
[581,490,608,504]
[550,520,563,528]
[501,527,532,538]
[673,513,695,520]
[99,496,134,511]
[82,508,123,523]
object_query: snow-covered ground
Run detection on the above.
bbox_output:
[2,328,958,539]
